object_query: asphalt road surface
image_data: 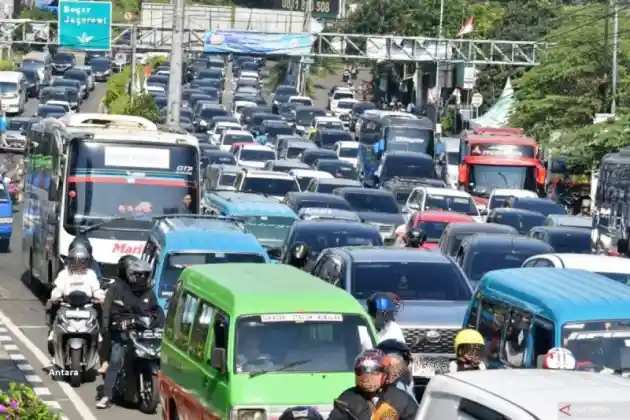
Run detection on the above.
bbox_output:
[0,62,365,420]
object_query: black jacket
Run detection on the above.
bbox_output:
[102,280,165,331]
[328,386,418,420]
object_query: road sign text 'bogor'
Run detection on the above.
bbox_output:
[58,0,112,51]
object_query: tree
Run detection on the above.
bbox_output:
[509,5,630,145]
[266,57,342,96]
[109,93,162,124]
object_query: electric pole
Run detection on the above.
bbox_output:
[433,0,444,124]
[611,0,619,115]
[166,0,185,126]
[603,0,610,113]
[129,24,138,96]
[300,0,313,95]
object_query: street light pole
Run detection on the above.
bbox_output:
[433,0,444,123]
[611,0,619,115]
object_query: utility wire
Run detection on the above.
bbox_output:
[544,3,630,42]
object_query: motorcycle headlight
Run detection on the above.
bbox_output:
[237,410,266,420]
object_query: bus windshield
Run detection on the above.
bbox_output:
[470,165,537,196]
[64,141,199,235]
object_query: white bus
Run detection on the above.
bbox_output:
[22,113,200,286]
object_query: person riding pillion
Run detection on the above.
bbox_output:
[367,292,406,344]
[96,256,164,409]
[449,329,487,372]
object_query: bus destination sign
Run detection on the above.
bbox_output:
[237,0,341,19]
[471,144,535,159]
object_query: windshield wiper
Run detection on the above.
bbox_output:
[79,215,148,234]
[249,359,311,378]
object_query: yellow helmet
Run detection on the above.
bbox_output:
[453,329,485,354]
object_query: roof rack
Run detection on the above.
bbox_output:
[59,113,158,130]
[153,214,245,226]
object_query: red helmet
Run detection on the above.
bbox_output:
[354,349,386,375]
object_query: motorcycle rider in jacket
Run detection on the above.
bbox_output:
[96,255,164,409]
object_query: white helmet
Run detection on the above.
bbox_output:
[543,347,576,370]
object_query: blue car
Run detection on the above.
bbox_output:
[0,181,13,252]
[142,215,271,311]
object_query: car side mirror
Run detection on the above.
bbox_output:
[407,228,426,248]
[210,347,227,374]
[618,238,629,255]
[288,242,309,269]
[407,202,419,211]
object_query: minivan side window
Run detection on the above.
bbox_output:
[500,309,531,368]
[189,302,214,361]
[164,282,183,340]
[174,292,199,348]
[212,311,230,352]
[531,317,554,366]
[477,298,509,362]
[458,398,509,420]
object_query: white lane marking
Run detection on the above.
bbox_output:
[3,343,18,351]
[33,386,52,396]
[0,335,12,341]
[16,325,48,329]
[0,309,98,420]
[25,374,43,383]
[17,363,33,371]
[9,353,26,360]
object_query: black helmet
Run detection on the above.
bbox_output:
[376,339,412,364]
[117,255,137,281]
[278,407,324,420]
[118,255,152,291]
[67,242,90,274]
[69,234,93,258]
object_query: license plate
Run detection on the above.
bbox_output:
[411,362,435,377]
[68,309,90,319]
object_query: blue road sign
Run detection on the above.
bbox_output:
[58,0,112,51]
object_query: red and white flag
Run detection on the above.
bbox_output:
[457,16,474,37]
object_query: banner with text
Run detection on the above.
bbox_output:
[203,30,313,55]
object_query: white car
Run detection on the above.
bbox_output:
[235,169,300,201]
[232,100,257,122]
[239,71,259,80]
[288,95,313,107]
[288,169,334,191]
[328,86,354,110]
[403,186,481,222]
[146,84,165,94]
[234,144,276,169]
[75,65,95,91]
[312,116,344,132]
[211,122,242,144]
[45,100,72,114]
[331,98,358,116]
[333,141,359,167]
[486,188,538,215]
[522,253,630,282]
[219,130,254,152]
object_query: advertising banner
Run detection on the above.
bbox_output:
[203,30,313,55]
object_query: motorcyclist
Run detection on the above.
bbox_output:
[68,234,102,278]
[342,68,350,83]
[46,243,104,365]
[96,255,164,409]
[377,339,416,401]
[449,329,487,372]
[279,406,324,420]
[367,292,406,344]
[328,349,418,420]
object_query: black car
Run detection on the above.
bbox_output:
[369,151,438,188]
[263,159,310,173]
[20,68,39,97]
[349,102,377,128]
[85,51,108,66]
[240,106,273,127]
[51,52,75,75]
[194,107,229,132]
[293,106,326,134]
[528,226,593,254]
[283,192,353,213]
[260,120,294,145]
[249,113,283,135]
[280,219,383,266]
[314,159,357,179]
[455,234,554,288]
[486,208,547,235]
[277,139,317,160]
[90,57,112,81]
[504,197,566,217]
[300,149,338,167]
[201,150,236,167]
[40,86,70,104]
[273,85,298,109]
[37,104,67,118]
[313,128,353,150]
[438,222,518,258]
[305,177,361,194]
[191,78,222,92]
[332,187,405,242]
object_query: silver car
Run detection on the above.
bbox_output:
[75,65,95,91]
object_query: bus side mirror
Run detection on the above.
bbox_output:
[618,238,629,255]
[210,347,226,374]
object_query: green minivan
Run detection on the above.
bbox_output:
[158,263,377,420]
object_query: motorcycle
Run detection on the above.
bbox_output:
[114,315,163,414]
[50,291,100,387]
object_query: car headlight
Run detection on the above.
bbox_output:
[237,410,266,420]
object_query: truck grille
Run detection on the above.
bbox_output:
[403,327,458,354]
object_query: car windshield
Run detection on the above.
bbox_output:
[266,125,294,136]
[344,193,399,214]
[489,195,509,209]
[337,101,355,109]
[159,252,265,296]
[147,76,168,86]
[382,156,436,179]
[39,106,64,116]
[240,149,275,162]
[240,215,295,247]
[20,70,37,82]
[318,121,344,130]
[563,322,630,373]
[296,109,326,125]
[515,200,566,216]
[317,182,358,194]
[0,82,18,93]
[296,199,352,211]
[295,227,383,257]
[339,147,358,158]
[223,134,253,146]
[207,154,236,165]
[7,120,28,131]
[318,162,358,179]
[321,132,352,147]
[200,108,228,119]
[469,251,534,282]
[235,313,373,373]
[64,71,86,81]
[276,87,298,96]
[252,114,282,126]
[548,232,592,253]
[424,194,478,216]
[63,140,198,236]
[219,173,237,187]
[416,221,449,242]
[492,213,546,234]
[471,165,536,196]
[22,59,44,69]
[352,261,472,300]
[290,98,312,106]
[334,92,354,100]
[91,59,111,71]
[53,53,73,64]
[242,177,298,196]
[53,79,78,88]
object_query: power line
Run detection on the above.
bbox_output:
[544,2,630,42]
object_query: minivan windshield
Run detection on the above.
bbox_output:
[235,313,373,373]
[563,321,630,373]
[0,82,18,94]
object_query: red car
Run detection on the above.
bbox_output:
[399,210,475,250]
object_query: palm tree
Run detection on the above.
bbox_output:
[266,57,343,96]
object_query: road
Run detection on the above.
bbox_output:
[0,61,365,420]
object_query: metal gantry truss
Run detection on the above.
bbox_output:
[0,19,546,66]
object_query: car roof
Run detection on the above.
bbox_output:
[464,234,553,250]
[385,151,433,161]
[479,268,630,323]
[319,178,362,186]
[204,192,297,217]
[207,150,234,157]
[336,141,359,147]
[289,169,334,178]
[287,192,350,203]
[491,208,546,217]
[438,370,630,419]
[527,253,630,273]
[182,264,366,315]
[239,144,274,151]
[319,128,350,135]
[532,226,591,235]
[546,214,591,227]
[288,140,317,147]
[420,187,472,198]
[224,130,252,136]
[243,169,292,179]
[207,164,239,173]
[293,219,376,232]
[491,188,538,198]
[303,148,337,156]
[513,197,559,205]
[415,211,474,222]
[446,222,518,235]
[270,159,309,169]
[334,187,393,196]
[339,247,453,263]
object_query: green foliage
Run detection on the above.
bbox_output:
[0,60,15,71]
[0,383,62,419]
[18,8,56,20]
[267,58,341,95]
[109,93,162,124]
[104,67,132,108]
